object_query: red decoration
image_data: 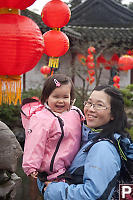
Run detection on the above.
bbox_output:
[0,14,44,75]
[111,54,119,64]
[113,75,120,83]
[89,76,95,84]
[113,83,120,89]
[97,55,106,64]
[86,62,95,69]
[126,50,133,56]
[77,54,86,65]
[0,0,36,10]
[86,77,90,82]
[104,61,111,70]
[118,55,133,70]
[86,55,94,62]
[41,0,71,28]
[40,66,51,75]
[43,30,69,57]
[88,70,95,76]
[88,46,96,54]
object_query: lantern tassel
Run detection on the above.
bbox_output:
[48,57,59,69]
[0,75,21,105]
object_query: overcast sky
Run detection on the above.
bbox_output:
[28,0,133,14]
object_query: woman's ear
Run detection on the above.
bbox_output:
[110,115,114,121]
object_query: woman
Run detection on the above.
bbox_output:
[38,85,133,200]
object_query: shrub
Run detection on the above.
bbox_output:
[126,127,133,140]
[120,84,133,107]
[0,88,41,130]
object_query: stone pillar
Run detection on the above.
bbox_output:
[0,121,23,200]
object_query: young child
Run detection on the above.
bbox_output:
[21,74,84,181]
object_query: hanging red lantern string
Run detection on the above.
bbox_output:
[113,83,120,89]
[86,55,94,62]
[89,76,95,85]
[0,13,44,105]
[88,46,96,55]
[88,70,95,76]
[113,75,120,89]
[118,55,133,70]
[41,0,71,74]
[86,62,95,69]
[113,75,120,83]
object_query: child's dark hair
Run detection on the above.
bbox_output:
[93,85,130,140]
[40,74,75,105]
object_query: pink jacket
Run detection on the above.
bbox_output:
[21,100,84,180]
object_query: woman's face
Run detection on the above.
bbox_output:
[84,90,114,128]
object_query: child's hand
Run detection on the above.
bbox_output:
[44,181,52,192]
[30,171,38,179]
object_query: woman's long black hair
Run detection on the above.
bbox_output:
[92,85,130,141]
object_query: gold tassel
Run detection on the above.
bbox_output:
[0,75,21,105]
[0,8,20,14]
[48,57,59,69]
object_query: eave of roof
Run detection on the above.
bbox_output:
[69,0,133,27]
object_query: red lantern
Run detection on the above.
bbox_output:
[89,76,95,84]
[0,0,36,10]
[113,83,120,89]
[0,14,44,105]
[86,62,95,69]
[88,46,96,54]
[88,70,95,76]
[40,66,51,75]
[41,0,71,28]
[113,75,120,83]
[118,55,133,70]
[86,55,94,62]
[0,14,44,75]
[43,30,69,57]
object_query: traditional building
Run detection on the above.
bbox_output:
[21,0,133,90]
[68,0,133,85]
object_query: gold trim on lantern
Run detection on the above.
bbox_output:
[0,75,21,105]
[0,8,20,14]
[48,57,59,68]
[52,28,61,31]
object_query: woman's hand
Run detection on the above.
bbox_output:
[30,171,38,179]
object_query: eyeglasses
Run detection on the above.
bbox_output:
[83,101,110,110]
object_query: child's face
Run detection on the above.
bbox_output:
[47,83,71,113]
